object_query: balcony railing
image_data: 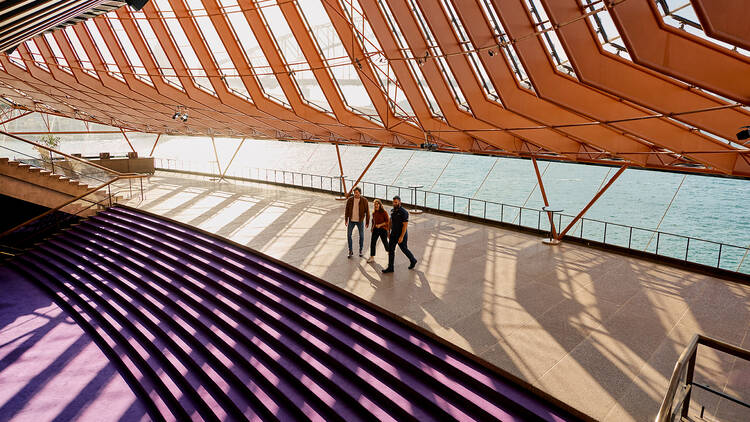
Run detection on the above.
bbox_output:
[155,158,750,276]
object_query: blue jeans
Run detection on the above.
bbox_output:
[347,221,364,253]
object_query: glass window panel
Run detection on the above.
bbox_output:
[131,10,184,89]
[105,13,154,85]
[258,2,333,113]
[84,20,125,81]
[182,0,251,100]
[341,0,416,121]
[654,0,749,57]
[219,0,289,106]
[24,40,49,71]
[525,0,576,77]
[152,0,216,94]
[297,0,378,120]
[8,49,26,69]
[439,0,501,105]
[377,0,443,118]
[43,33,72,73]
[478,0,534,91]
[408,0,470,112]
[63,26,98,77]
[580,0,631,60]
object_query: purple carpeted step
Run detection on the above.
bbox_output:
[7,205,591,422]
[70,218,431,421]
[82,214,493,419]
[15,251,217,422]
[32,243,261,421]
[98,210,544,418]
[51,231,356,422]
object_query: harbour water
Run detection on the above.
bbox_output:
[2,131,749,273]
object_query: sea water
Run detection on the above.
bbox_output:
[2,133,748,273]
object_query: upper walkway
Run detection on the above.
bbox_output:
[127,172,750,421]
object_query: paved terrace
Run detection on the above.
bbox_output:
[125,172,750,421]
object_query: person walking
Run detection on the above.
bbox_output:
[344,187,370,258]
[382,195,417,273]
[367,199,390,263]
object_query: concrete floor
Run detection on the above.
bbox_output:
[126,172,750,421]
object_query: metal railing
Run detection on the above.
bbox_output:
[655,334,750,422]
[155,159,750,276]
[0,131,148,248]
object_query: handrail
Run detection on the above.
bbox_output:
[154,159,750,275]
[0,130,139,177]
[0,173,145,240]
[655,334,750,422]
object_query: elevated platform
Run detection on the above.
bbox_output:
[121,172,750,421]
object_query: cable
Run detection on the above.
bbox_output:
[643,174,687,252]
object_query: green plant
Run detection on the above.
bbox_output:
[38,134,61,149]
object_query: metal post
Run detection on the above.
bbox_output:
[219,137,246,181]
[501,204,504,222]
[656,232,661,255]
[685,238,690,261]
[603,222,607,243]
[149,133,162,157]
[120,128,136,153]
[348,146,383,196]
[718,244,723,267]
[558,165,628,240]
[629,227,633,248]
[681,351,698,419]
[438,193,441,210]
[532,157,558,239]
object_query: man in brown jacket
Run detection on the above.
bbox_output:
[344,187,370,258]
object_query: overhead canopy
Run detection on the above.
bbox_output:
[0,0,749,177]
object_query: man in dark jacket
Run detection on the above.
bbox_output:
[344,187,370,257]
[383,195,417,273]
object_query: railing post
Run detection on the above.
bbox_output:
[581,218,584,238]
[629,226,633,249]
[603,222,607,243]
[656,232,661,255]
[718,244,723,268]
[500,204,504,222]
[483,201,486,219]
[537,211,541,230]
[681,351,698,419]
[438,193,441,210]
[685,238,690,261]
[108,184,112,207]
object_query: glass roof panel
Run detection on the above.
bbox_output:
[24,40,49,71]
[376,0,443,118]
[439,0,501,106]
[580,0,631,59]
[8,48,26,69]
[258,1,333,114]
[654,0,750,57]
[43,32,72,73]
[152,0,216,94]
[105,13,154,86]
[83,20,125,81]
[525,0,577,77]
[63,26,98,78]
[478,0,535,92]
[131,10,184,90]
[340,0,416,121]
[184,0,251,100]
[408,0,470,112]
[218,0,289,106]
[297,0,378,121]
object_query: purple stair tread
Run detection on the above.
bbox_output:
[79,216,509,419]
[4,205,590,422]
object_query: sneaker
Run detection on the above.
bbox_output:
[382,268,394,273]
[367,256,375,263]
[359,251,363,257]
[348,251,353,258]
[408,259,417,270]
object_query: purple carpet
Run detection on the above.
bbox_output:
[4,206,590,421]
